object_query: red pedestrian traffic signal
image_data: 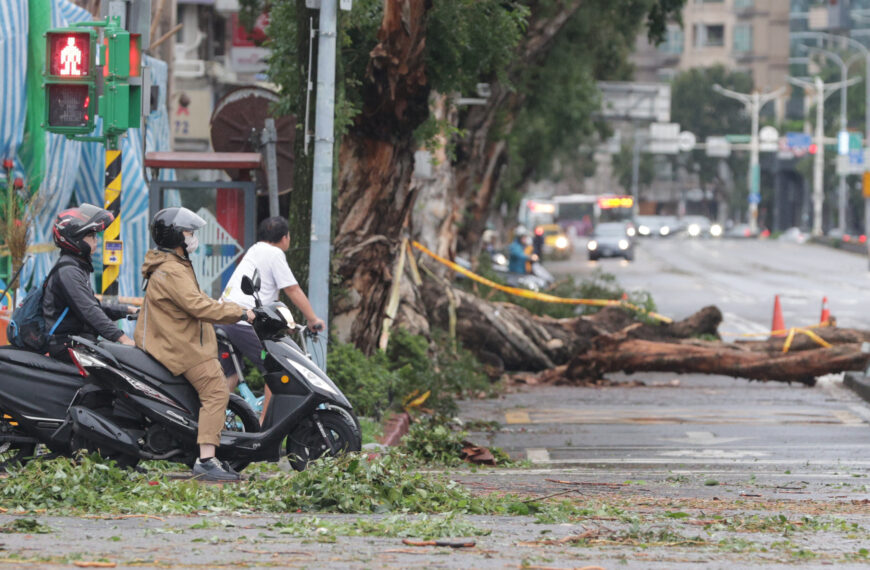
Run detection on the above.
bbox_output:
[47,31,92,78]
[44,28,96,135]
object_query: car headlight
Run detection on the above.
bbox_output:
[555,236,568,249]
[276,306,296,328]
[618,239,629,250]
[587,240,598,251]
[688,224,700,237]
[638,225,650,236]
[660,226,670,236]
[710,224,722,237]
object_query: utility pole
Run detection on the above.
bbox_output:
[712,85,785,234]
[307,0,342,371]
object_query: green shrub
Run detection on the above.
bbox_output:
[327,343,398,419]
[402,418,467,465]
[387,328,490,415]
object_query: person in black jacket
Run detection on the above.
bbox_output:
[43,204,136,362]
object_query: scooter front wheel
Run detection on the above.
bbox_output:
[286,408,361,471]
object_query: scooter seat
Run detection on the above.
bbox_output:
[97,343,189,385]
[0,345,81,375]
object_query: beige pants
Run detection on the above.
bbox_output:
[183,359,230,446]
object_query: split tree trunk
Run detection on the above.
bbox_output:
[332,0,431,352]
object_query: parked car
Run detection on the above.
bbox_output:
[587,222,635,261]
[534,224,573,259]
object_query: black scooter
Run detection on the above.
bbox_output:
[64,273,361,472]
[0,334,258,470]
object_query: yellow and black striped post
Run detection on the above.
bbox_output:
[101,146,122,295]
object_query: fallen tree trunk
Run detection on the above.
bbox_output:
[416,278,870,385]
[545,338,868,387]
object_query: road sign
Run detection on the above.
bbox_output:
[748,193,761,205]
[678,131,696,152]
[705,136,731,158]
[839,131,850,156]
[648,122,680,154]
[785,132,812,150]
[44,28,97,135]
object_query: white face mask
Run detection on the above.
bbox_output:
[184,233,199,254]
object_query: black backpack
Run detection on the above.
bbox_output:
[7,259,74,352]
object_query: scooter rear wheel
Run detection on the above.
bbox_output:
[286,408,361,471]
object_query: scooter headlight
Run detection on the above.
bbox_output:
[285,357,338,396]
[276,306,296,328]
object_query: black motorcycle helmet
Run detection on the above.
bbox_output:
[150,207,206,250]
[53,204,114,257]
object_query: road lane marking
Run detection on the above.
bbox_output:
[663,431,751,445]
[524,457,870,466]
[504,407,863,426]
[505,410,530,424]
[833,410,864,425]
[525,448,550,463]
[658,449,768,459]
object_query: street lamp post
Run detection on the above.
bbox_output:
[712,85,785,234]
[804,46,852,234]
[794,31,870,264]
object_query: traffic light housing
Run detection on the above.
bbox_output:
[44,28,97,135]
[100,30,141,133]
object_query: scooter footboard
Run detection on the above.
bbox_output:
[68,406,140,457]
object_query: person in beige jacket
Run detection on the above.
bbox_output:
[135,207,255,482]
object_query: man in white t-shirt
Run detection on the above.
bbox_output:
[217,217,325,423]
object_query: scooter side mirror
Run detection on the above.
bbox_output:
[241,276,255,295]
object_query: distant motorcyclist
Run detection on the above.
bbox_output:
[134,207,255,482]
[508,227,537,274]
[43,204,136,362]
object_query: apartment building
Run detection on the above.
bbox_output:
[634,0,791,94]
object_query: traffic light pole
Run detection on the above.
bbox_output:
[102,136,121,295]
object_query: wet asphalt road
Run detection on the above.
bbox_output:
[7,237,870,568]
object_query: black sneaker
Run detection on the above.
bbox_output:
[192,457,241,482]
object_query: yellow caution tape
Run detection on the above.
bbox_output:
[411,241,672,323]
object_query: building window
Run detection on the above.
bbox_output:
[694,23,726,47]
[658,25,684,54]
[734,0,753,10]
[734,24,753,52]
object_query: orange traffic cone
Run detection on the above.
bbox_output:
[820,296,830,326]
[771,295,786,337]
